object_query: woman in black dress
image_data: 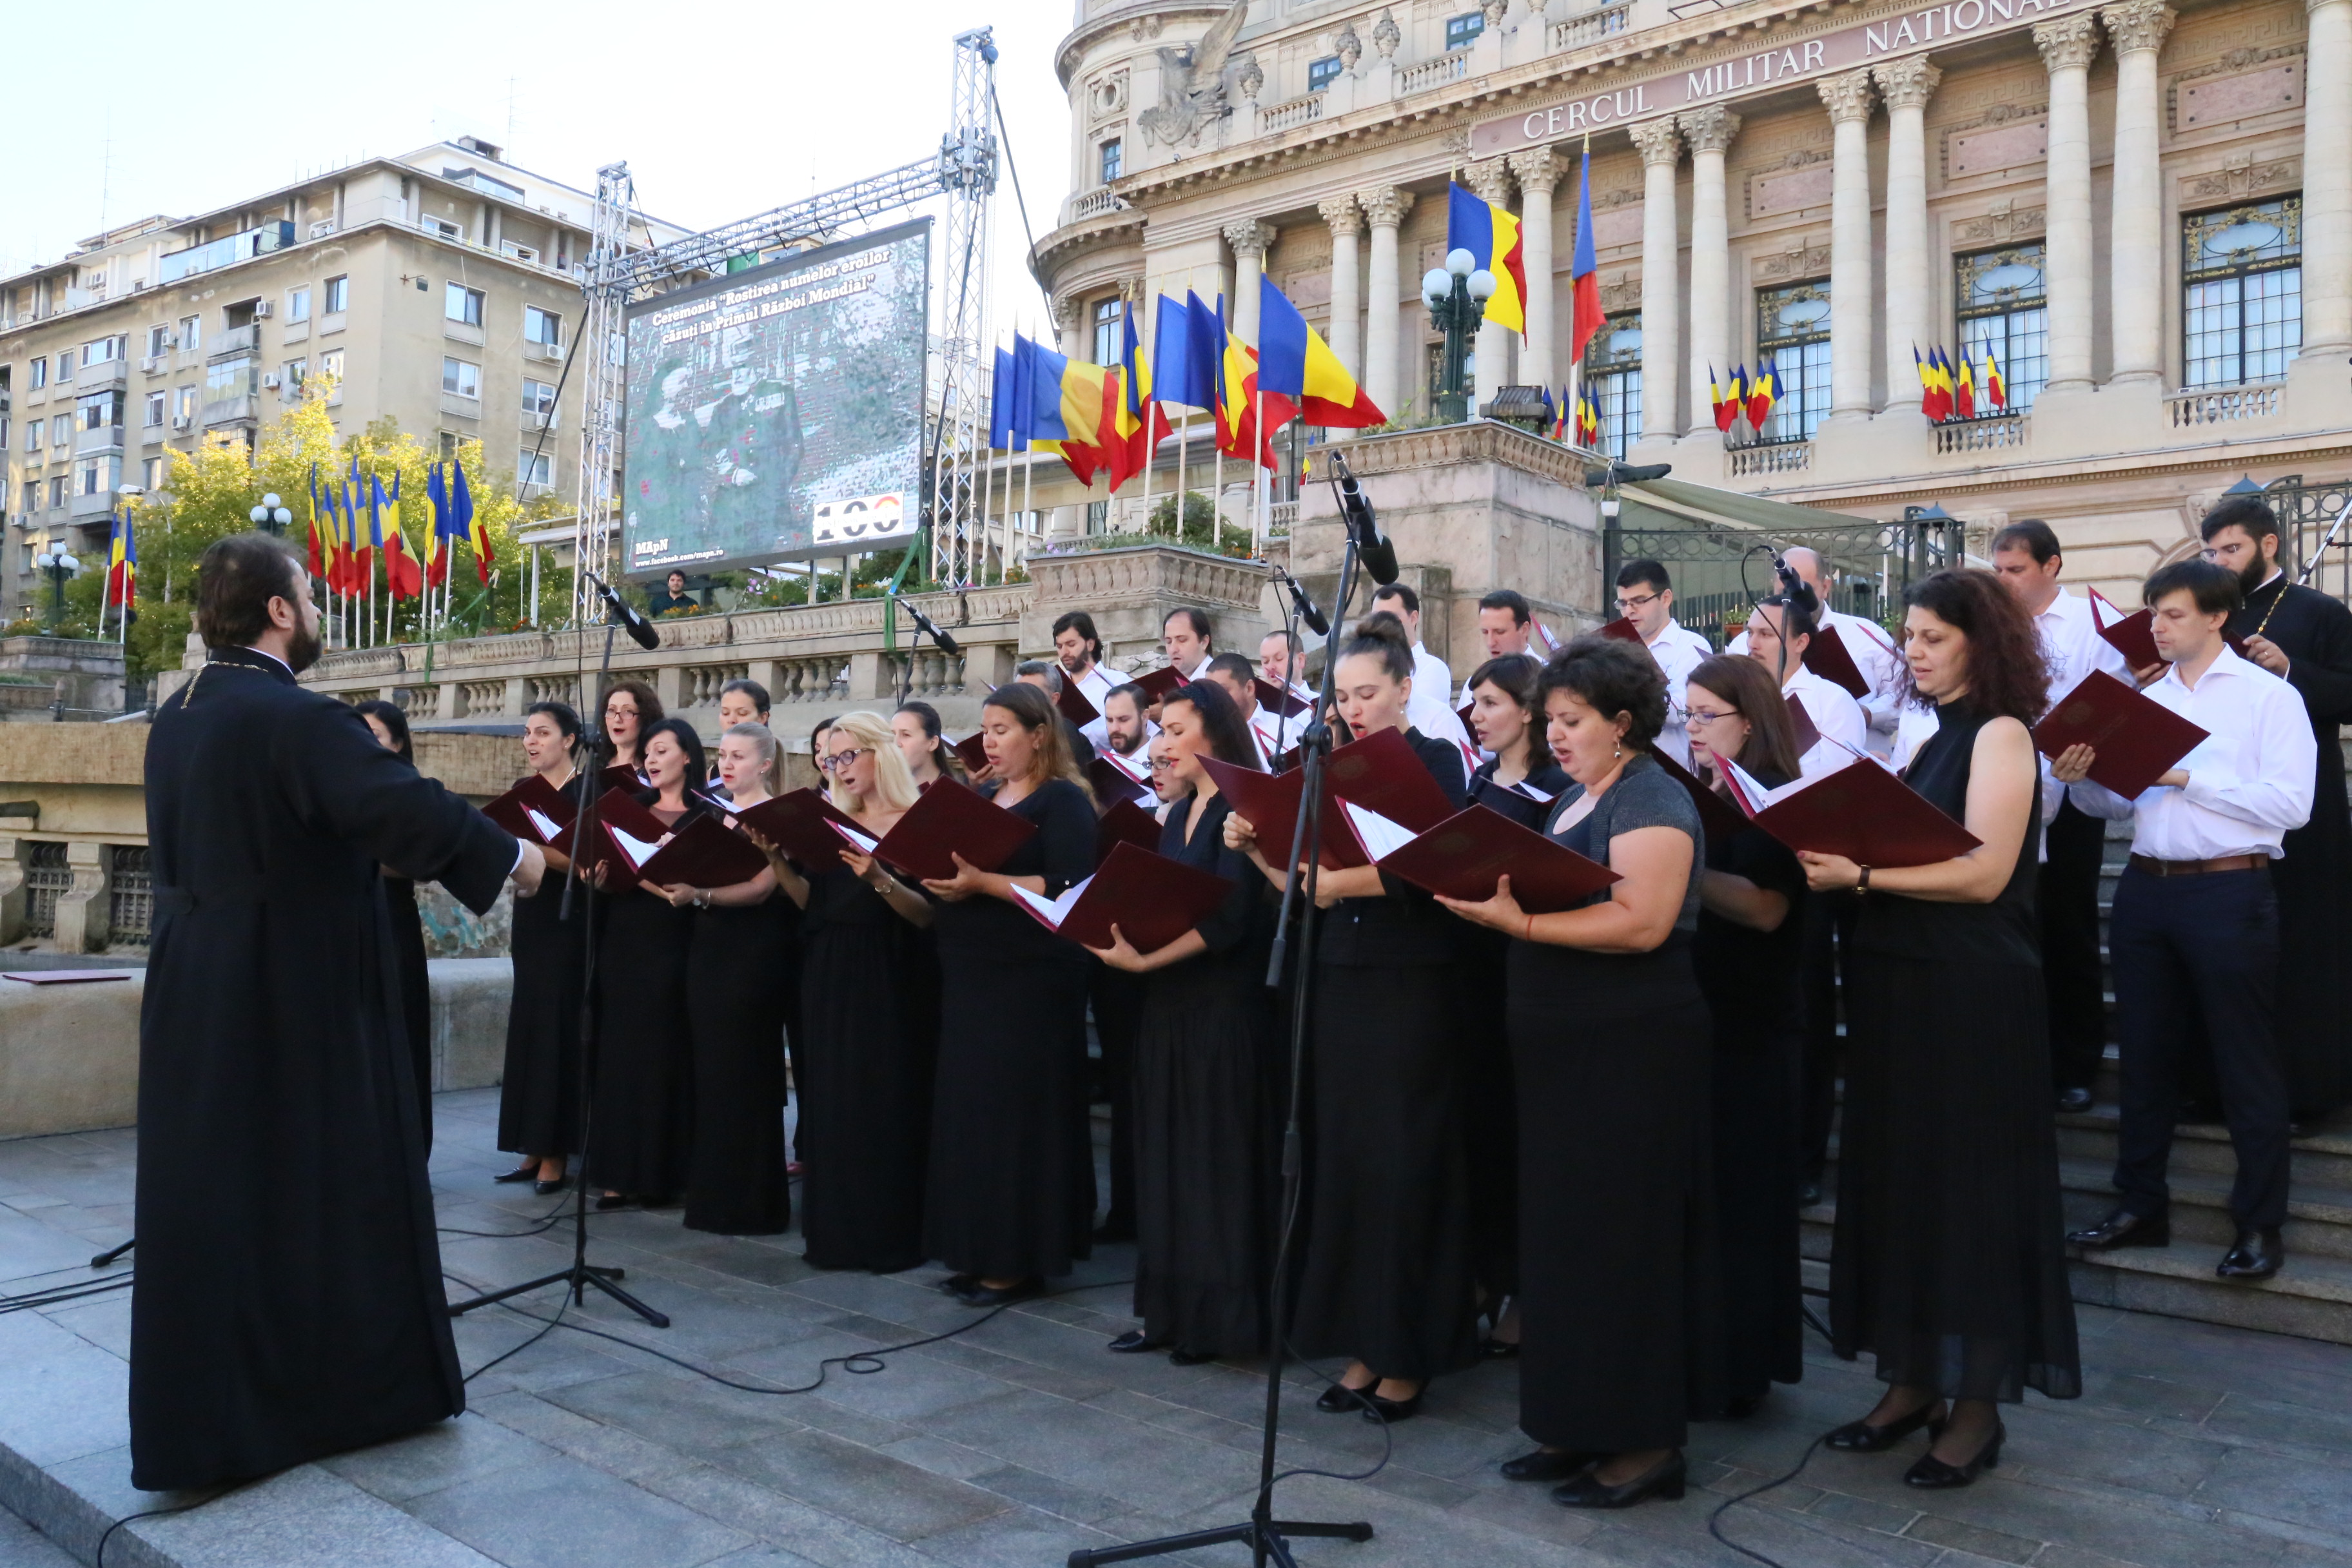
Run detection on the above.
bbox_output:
[657,721,791,1235]
[600,679,662,784]
[1226,614,1473,1422]
[1683,654,1809,1416]
[1458,655,1571,1358]
[1798,569,2079,1487]
[756,710,939,1272]
[1438,635,1721,1508]
[919,682,1099,1305]
[1088,680,1278,1364]
[495,700,589,1195]
[588,717,707,1208]
[355,700,437,1152]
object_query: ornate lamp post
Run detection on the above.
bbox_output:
[33,545,80,632]
[1421,247,1496,424]
[248,493,293,536]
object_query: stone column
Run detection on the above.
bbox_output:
[1358,186,1415,420]
[1819,70,1878,420]
[1873,57,1940,419]
[2307,0,2352,355]
[1224,220,1276,345]
[2036,15,2102,391]
[1631,119,1683,442]
[2102,3,2175,382]
[1318,195,1364,377]
[1678,107,1740,436]
[1465,157,1517,406]
[1509,147,1563,388]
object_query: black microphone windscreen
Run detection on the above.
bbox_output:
[625,616,660,652]
[1360,536,1400,587]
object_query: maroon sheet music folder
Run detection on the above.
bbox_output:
[1648,746,1756,847]
[1337,800,1620,914]
[2032,669,2208,799]
[483,774,576,845]
[1721,756,1980,868]
[864,776,1035,884]
[1095,798,1162,861]
[1010,841,1235,954]
[1200,726,1458,871]
[1803,623,1873,699]
[733,788,863,868]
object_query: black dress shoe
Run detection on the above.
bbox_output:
[935,1273,977,1296]
[1359,1389,1422,1423]
[2217,1226,2284,1280]
[1502,1448,1602,1482]
[593,1192,631,1211]
[2067,1209,2169,1250]
[1905,1424,2003,1488]
[1552,1451,1686,1509]
[954,1279,1040,1308]
[1825,1400,1946,1452]
[1168,1346,1217,1367]
[2055,1086,2095,1114]
[1315,1382,1374,1414]
[1476,1337,1522,1360]
[495,1163,542,1184]
[534,1176,569,1197]
[1108,1329,1167,1354]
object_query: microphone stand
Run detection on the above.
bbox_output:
[448,615,670,1331]
[1071,515,1375,1568]
[1268,570,1315,766]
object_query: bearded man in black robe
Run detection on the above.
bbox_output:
[132,533,542,1491]
[2201,495,2352,1117]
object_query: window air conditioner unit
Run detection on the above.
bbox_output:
[262,373,282,389]
[171,416,191,431]
[253,300,273,318]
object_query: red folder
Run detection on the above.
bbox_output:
[1648,746,1755,847]
[1055,678,1100,728]
[1598,616,1644,643]
[1010,841,1235,954]
[598,761,644,793]
[484,774,577,845]
[632,812,771,890]
[1089,750,1153,806]
[952,731,990,776]
[1096,798,1162,861]
[866,776,1035,883]
[733,788,865,868]
[1785,692,1823,755]
[1721,756,1980,868]
[1802,624,1873,699]
[2032,669,2208,799]
[1256,677,1311,719]
[579,788,681,890]
[2090,587,2161,671]
[1130,665,1191,705]
[1338,801,1620,914]
[1200,725,1458,871]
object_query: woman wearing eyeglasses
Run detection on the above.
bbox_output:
[755,712,939,1273]
[1683,655,1810,1418]
[599,680,662,783]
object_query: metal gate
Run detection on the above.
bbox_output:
[2261,475,2352,605]
[1602,513,1968,650]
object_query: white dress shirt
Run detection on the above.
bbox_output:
[1643,619,1714,768]
[2068,644,2316,860]
[2032,588,2135,823]
[1732,609,1905,754]
[1246,706,1292,766]
[1402,641,1475,763]
[1068,660,1121,749]
[1783,665,1870,776]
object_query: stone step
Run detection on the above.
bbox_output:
[2053,1102,2352,1188]
[2055,1155,2352,1259]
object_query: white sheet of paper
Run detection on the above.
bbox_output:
[610,826,660,868]
[1506,779,1556,803]
[830,821,879,853]
[525,807,564,841]
[1338,799,1416,862]
[1010,875,1093,928]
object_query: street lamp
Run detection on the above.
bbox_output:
[248,492,292,536]
[1422,247,1496,424]
[34,545,80,631]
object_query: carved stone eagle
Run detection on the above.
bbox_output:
[1138,0,1251,147]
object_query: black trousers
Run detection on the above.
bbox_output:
[2042,798,2112,1092]
[2108,866,2291,1230]
[1799,890,1859,1184]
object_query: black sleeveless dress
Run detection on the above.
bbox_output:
[498,772,591,1162]
[683,872,795,1236]
[1832,700,2081,1402]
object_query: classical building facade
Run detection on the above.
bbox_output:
[1034,0,2351,596]
[0,138,690,623]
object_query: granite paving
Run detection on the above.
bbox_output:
[3,1086,2351,1567]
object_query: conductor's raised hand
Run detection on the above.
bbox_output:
[511,840,547,897]
[1436,872,1527,933]
[921,852,991,903]
[2049,743,2097,785]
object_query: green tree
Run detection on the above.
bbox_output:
[1144,491,1255,558]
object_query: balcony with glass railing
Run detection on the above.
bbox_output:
[158,222,295,284]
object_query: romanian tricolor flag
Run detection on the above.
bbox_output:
[1575,387,1600,448]
[1745,358,1779,429]
[455,456,490,583]
[1021,335,1115,486]
[1954,351,1977,421]
[1567,147,1603,366]
[1917,346,1951,421]
[424,464,448,587]
[1257,275,1383,428]
[1446,182,1527,337]
[104,509,135,609]
[1106,302,1170,492]
[306,464,327,582]
[345,459,371,587]
[1544,385,1563,440]
[1983,342,2007,410]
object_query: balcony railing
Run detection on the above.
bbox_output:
[75,424,125,455]
[1069,188,1128,221]
[208,325,259,359]
[1729,441,1812,478]
[1263,93,1325,132]
[1934,414,2028,454]
[1398,50,1470,95]
[2169,384,2283,427]
[159,222,294,284]
[1551,1,1632,50]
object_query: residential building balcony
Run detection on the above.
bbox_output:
[199,395,255,427]
[206,325,259,360]
[74,425,124,457]
[157,222,295,285]
[68,489,117,522]
[75,360,126,393]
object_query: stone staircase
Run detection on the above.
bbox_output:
[1801,816,2352,1346]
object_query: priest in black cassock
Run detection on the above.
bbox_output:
[132,533,539,1491]
[2203,496,2352,1117]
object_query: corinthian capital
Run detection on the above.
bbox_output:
[1222,219,1277,260]
[2100,0,2176,55]
[1677,104,1741,155]
[1464,157,1515,204]
[1871,55,1941,111]
[1355,185,1416,228]
[1318,195,1364,237]
[1630,117,1683,168]
[1818,67,1877,124]
[1507,147,1562,196]
[2034,13,2101,72]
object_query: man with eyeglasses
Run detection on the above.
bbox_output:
[1729,547,1906,758]
[1612,559,1713,767]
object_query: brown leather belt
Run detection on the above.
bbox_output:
[2127,853,2271,877]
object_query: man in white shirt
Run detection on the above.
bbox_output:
[1259,628,1313,700]
[1366,582,1476,761]
[1612,559,1714,768]
[1161,607,1215,681]
[1741,595,1868,772]
[1204,652,1289,766]
[2056,558,2312,1283]
[1729,547,1907,754]
[1458,588,1542,697]
[1099,682,1152,763]
[1991,519,2135,1112]
[1052,609,1121,751]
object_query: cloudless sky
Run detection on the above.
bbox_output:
[10,0,1076,335]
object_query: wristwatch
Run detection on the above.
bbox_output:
[692,890,710,910]
[1856,866,1872,896]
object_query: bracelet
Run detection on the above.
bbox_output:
[1522,912,1536,942]
[1855,866,1871,897]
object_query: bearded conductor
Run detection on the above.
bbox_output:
[132,533,543,1490]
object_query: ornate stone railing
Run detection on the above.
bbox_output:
[1398,51,1469,95]
[1551,2,1632,50]
[1262,92,1325,132]
[1935,414,2028,455]
[2169,384,2284,427]
[1729,441,1814,478]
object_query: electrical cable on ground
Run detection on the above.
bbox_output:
[93,1480,251,1568]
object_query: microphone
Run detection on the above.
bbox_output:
[582,571,661,651]
[897,596,960,656]
[1326,453,1398,587]
[1276,569,1329,636]
[1772,553,1819,616]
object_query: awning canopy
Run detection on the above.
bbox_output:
[1613,476,1880,535]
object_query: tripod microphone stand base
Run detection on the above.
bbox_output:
[447,1260,670,1329]
[1067,1516,1372,1568]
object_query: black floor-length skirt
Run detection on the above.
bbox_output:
[1458,929,1518,1303]
[924,952,1094,1280]
[1131,960,1283,1354]
[588,894,695,1198]
[1832,954,2081,1402]
[1713,1028,1804,1405]
[682,897,794,1235]
[1290,958,1477,1382]
[384,876,435,1150]
[798,894,939,1273]
[1510,938,1723,1452]
[497,878,588,1159]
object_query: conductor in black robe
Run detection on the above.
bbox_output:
[2204,496,2352,1117]
[132,533,538,1492]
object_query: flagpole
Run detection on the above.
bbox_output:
[1252,386,1265,558]
[1212,433,1224,553]
[1174,415,1188,542]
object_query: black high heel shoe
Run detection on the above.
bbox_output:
[1315,1381,1374,1415]
[495,1164,540,1184]
[1107,1330,1167,1355]
[1905,1423,2003,1489]
[1501,1449,1601,1482]
[1551,1451,1685,1509]
[534,1176,569,1197]
[1825,1400,1948,1452]
[1358,1389,1422,1424]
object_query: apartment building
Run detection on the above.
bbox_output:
[0,137,689,622]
